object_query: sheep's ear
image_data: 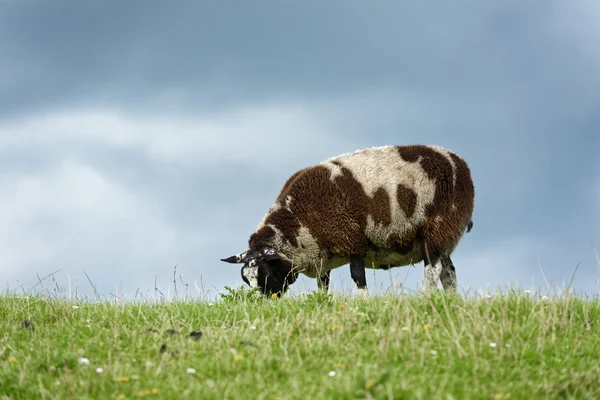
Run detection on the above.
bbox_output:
[262,247,281,261]
[221,250,249,264]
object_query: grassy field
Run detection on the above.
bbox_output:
[1,287,599,400]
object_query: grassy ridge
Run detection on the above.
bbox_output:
[1,288,599,400]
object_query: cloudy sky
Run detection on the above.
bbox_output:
[1,0,599,301]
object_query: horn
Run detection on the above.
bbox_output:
[220,250,249,264]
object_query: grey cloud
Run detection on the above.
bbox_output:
[2,0,599,117]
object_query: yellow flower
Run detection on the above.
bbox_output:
[331,325,340,331]
[423,324,433,330]
[136,388,159,398]
[364,379,375,389]
[334,363,345,369]
[271,293,278,300]
[338,304,346,310]
[8,357,18,364]
[234,354,245,361]
[117,395,126,400]
[116,376,130,383]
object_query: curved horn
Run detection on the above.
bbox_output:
[220,250,249,264]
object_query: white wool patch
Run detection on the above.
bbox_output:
[284,195,293,209]
[243,259,259,288]
[328,146,436,247]
[265,224,286,249]
[286,225,329,278]
[321,161,343,180]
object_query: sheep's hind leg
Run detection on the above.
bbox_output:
[350,255,368,297]
[317,271,331,292]
[422,240,442,292]
[423,260,443,292]
[439,254,458,292]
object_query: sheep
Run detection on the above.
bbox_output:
[221,144,475,297]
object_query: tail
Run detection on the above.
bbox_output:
[466,220,473,233]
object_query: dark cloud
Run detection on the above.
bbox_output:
[2,0,598,117]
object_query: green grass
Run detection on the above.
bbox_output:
[1,287,600,400]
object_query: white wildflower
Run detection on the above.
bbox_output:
[96,367,104,374]
[328,371,337,377]
[187,368,196,374]
[430,350,438,356]
[72,305,79,309]
[489,343,497,348]
[78,357,90,365]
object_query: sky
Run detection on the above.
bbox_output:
[1,0,599,301]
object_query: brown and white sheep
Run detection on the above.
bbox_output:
[221,144,475,296]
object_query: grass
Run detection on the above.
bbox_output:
[1,286,600,400]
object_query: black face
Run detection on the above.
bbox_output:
[241,255,298,297]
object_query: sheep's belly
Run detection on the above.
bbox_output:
[365,246,424,268]
[298,256,349,278]
[300,246,424,278]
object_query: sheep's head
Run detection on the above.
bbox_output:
[221,247,297,297]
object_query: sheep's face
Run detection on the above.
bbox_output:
[221,248,297,297]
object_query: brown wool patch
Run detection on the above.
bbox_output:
[264,208,301,248]
[283,165,371,255]
[249,226,277,250]
[396,183,417,218]
[278,164,412,256]
[387,225,423,255]
[392,237,416,255]
[449,153,475,216]
[371,187,392,226]
[398,145,475,257]
[397,145,454,199]
[276,168,308,204]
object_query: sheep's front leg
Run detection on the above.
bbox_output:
[439,254,458,292]
[317,271,330,292]
[350,255,368,297]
